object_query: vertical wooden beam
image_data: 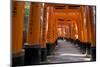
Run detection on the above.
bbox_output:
[53,17,58,47]
[24,2,41,65]
[86,6,96,60]
[74,21,78,40]
[83,6,93,55]
[65,24,70,39]
[70,21,76,42]
[76,18,83,43]
[88,6,96,47]
[27,3,41,45]
[12,1,25,66]
[46,6,56,55]
[79,6,88,54]
[76,6,89,54]
[40,3,48,61]
[47,6,54,43]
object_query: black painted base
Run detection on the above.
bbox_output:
[58,37,64,40]
[46,43,54,56]
[70,39,74,43]
[24,45,41,65]
[75,41,91,55]
[81,42,87,54]
[86,43,91,55]
[91,47,96,61]
[64,38,69,41]
[69,38,73,43]
[76,40,81,47]
[77,41,82,49]
[41,48,47,61]
[73,39,79,45]
[54,39,58,45]
[67,38,71,42]
[12,52,24,66]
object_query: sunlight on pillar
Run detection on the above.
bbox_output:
[75,34,78,39]
[46,7,49,33]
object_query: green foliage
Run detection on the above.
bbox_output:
[25,2,30,16]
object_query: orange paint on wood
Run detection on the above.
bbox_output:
[88,6,96,47]
[47,6,55,43]
[40,4,48,48]
[27,3,41,45]
[12,1,25,54]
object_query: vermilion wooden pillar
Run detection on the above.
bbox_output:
[40,3,48,61]
[87,6,96,48]
[24,2,41,65]
[47,6,54,43]
[81,6,88,43]
[82,6,92,55]
[70,21,74,42]
[72,21,79,44]
[74,21,79,40]
[79,6,89,54]
[27,3,41,45]
[70,21,78,42]
[76,19,82,42]
[12,1,25,66]
[75,10,84,49]
[53,19,58,43]
[72,20,80,45]
[65,24,71,40]
[67,23,71,40]
[79,6,96,58]
[46,6,55,55]
[74,19,80,44]
[52,17,58,48]
[75,6,89,54]
[87,6,96,61]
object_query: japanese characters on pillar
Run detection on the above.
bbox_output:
[12,1,25,55]
[27,2,41,45]
[40,3,48,48]
[24,3,42,64]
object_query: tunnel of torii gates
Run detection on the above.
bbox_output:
[12,1,96,66]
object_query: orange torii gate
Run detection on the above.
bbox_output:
[75,6,96,60]
[86,6,96,61]
[46,4,58,55]
[25,3,41,65]
[25,2,49,64]
[51,5,96,60]
[12,1,25,66]
[12,2,96,66]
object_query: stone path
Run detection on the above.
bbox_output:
[45,40,91,64]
